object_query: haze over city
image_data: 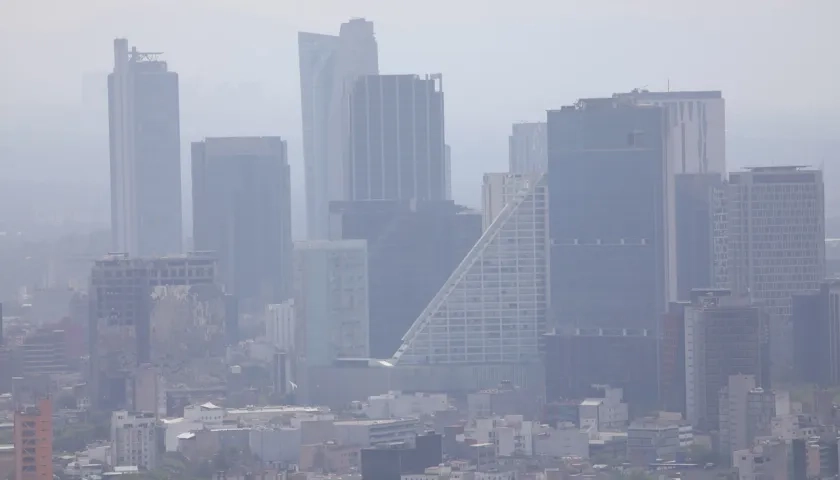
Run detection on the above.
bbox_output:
[1,2,840,480]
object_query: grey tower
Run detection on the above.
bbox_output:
[192,137,293,308]
[726,166,825,381]
[347,74,446,202]
[548,97,671,331]
[108,38,182,256]
[298,19,379,239]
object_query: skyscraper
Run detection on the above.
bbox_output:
[613,90,725,175]
[294,240,370,365]
[330,200,481,358]
[191,136,293,307]
[548,97,670,331]
[675,173,724,300]
[346,74,446,202]
[726,166,825,380]
[108,38,182,256]
[509,122,548,174]
[792,280,840,386]
[88,253,217,409]
[299,19,379,239]
[393,175,548,365]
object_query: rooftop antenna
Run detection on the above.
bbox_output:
[667,78,670,92]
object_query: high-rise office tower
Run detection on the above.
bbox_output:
[613,90,725,175]
[14,398,52,480]
[792,280,840,386]
[294,240,370,365]
[108,38,182,256]
[684,290,765,430]
[726,166,825,380]
[191,137,293,307]
[393,175,548,365]
[509,122,548,174]
[88,253,217,409]
[299,19,379,239]
[330,200,482,358]
[675,173,724,300]
[346,74,446,202]
[444,144,452,200]
[548,97,670,331]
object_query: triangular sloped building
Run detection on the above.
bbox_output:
[392,173,549,364]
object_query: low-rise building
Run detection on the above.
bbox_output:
[626,417,680,465]
[472,415,535,457]
[363,391,450,419]
[300,441,361,473]
[334,418,420,447]
[533,421,589,459]
[578,387,628,432]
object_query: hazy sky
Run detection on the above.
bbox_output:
[2,0,839,231]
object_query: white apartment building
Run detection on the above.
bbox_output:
[363,391,450,419]
[111,411,158,470]
[393,174,548,365]
[472,415,535,457]
[294,239,370,365]
[333,418,419,447]
[579,387,629,432]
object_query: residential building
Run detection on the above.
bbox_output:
[792,280,840,386]
[266,300,296,354]
[191,136,293,307]
[684,290,766,430]
[88,253,218,409]
[298,18,379,239]
[111,411,157,470]
[393,175,548,365]
[612,90,726,175]
[578,387,629,432]
[108,38,181,256]
[548,97,670,332]
[334,418,419,447]
[347,74,446,203]
[509,122,548,174]
[533,422,589,459]
[294,240,369,365]
[734,440,797,480]
[675,173,724,300]
[467,383,541,421]
[472,415,535,457]
[330,200,481,358]
[627,417,680,465]
[14,398,52,480]
[726,166,825,381]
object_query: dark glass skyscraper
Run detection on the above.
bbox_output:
[191,137,293,308]
[108,38,182,256]
[675,173,723,300]
[548,98,670,331]
[347,74,446,202]
[330,200,481,358]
